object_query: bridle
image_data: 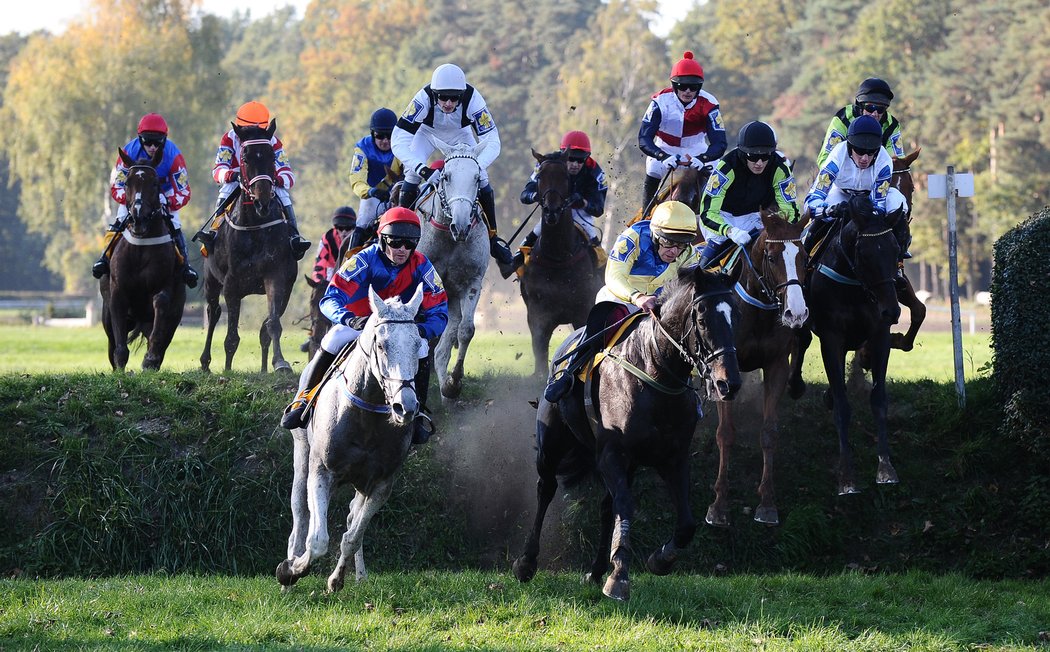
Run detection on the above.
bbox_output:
[342,318,420,414]
[819,219,898,302]
[124,165,167,233]
[239,138,277,209]
[737,234,805,312]
[433,152,481,229]
[538,158,571,224]
[643,288,736,389]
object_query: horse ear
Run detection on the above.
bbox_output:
[471,140,487,160]
[531,148,544,163]
[266,119,277,139]
[368,286,383,315]
[118,147,134,168]
[407,283,425,312]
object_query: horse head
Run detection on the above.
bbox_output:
[666,166,706,214]
[234,120,279,220]
[427,134,482,242]
[117,146,166,238]
[891,147,920,222]
[754,208,810,328]
[532,149,571,227]
[841,197,901,325]
[360,284,426,424]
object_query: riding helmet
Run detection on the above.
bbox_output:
[736,121,777,156]
[378,207,422,239]
[669,51,704,85]
[235,101,271,128]
[854,78,893,107]
[560,130,591,155]
[846,115,883,151]
[137,113,168,135]
[331,206,357,229]
[370,108,397,133]
[431,63,467,94]
[650,201,698,244]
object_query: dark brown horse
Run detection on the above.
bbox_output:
[514,266,741,601]
[519,149,603,376]
[630,166,709,226]
[100,147,186,371]
[889,148,924,352]
[706,209,809,527]
[200,121,297,373]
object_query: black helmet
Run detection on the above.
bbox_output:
[855,78,893,106]
[846,115,883,151]
[331,206,356,229]
[736,121,777,156]
[369,108,397,133]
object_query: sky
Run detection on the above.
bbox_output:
[3,0,697,39]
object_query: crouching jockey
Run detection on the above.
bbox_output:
[92,113,198,287]
[543,201,700,403]
[281,207,449,445]
[195,101,311,260]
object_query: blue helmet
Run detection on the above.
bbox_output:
[847,115,883,151]
[369,108,397,133]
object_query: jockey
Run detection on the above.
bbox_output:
[816,77,905,170]
[345,107,404,251]
[92,113,198,287]
[309,206,357,286]
[804,115,911,280]
[391,63,514,265]
[281,207,449,445]
[698,121,800,268]
[195,101,311,260]
[638,51,727,214]
[543,201,700,403]
[503,130,608,278]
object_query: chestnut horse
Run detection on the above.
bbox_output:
[889,148,924,352]
[629,166,709,226]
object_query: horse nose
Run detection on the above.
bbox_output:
[716,378,741,401]
[783,307,810,328]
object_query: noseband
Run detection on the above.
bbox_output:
[345,318,420,414]
[434,153,481,227]
[652,288,736,377]
[738,236,805,312]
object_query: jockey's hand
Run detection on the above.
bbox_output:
[415,163,435,181]
[520,189,538,204]
[726,226,752,247]
[223,170,240,184]
[343,314,369,330]
[567,192,585,209]
[827,202,849,219]
[662,155,682,172]
[369,187,391,202]
[633,294,658,312]
[688,157,710,170]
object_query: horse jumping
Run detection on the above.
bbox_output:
[276,285,425,592]
[100,147,186,371]
[514,266,741,601]
[200,121,298,373]
[519,149,602,376]
[706,210,809,527]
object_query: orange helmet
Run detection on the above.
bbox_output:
[560,130,591,154]
[670,51,704,84]
[234,101,270,128]
[377,207,422,239]
[137,113,168,135]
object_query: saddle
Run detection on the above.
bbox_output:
[549,311,647,384]
[515,225,607,279]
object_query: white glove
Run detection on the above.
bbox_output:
[688,157,708,170]
[726,226,751,246]
[662,155,682,171]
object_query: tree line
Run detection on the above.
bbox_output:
[1,0,1046,298]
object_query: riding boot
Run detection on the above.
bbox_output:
[345,226,368,252]
[281,349,337,430]
[172,229,199,288]
[500,231,536,279]
[802,219,832,264]
[543,339,594,403]
[92,229,121,278]
[642,175,661,216]
[412,354,434,445]
[282,203,312,260]
[478,185,513,265]
[399,182,420,209]
[194,197,225,248]
[698,239,729,270]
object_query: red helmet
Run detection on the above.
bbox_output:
[560,130,591,154]
[137,113,168,135]
[670,51,704,84]
[377,207,422,239]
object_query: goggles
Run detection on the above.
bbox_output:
[566,152,588,163]
[435,92,462,103]
[672,81,702,92]
[861,103,887,115]
[655,235,691,249]
[850,145,878,157]
[139,135,166,148]
[381,235,419,250]
[744,151,772,162]
[372,131,392,140]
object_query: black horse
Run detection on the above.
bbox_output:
[200,121,298,373]
[100,147,185,371]
[792,194,902,495]
[519,149,602,376]
[514,266,741,601]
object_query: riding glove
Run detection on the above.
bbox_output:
[726,226,752,246]
[520,189,538,204]
[415,163,435,181]
[343,314,369,330]
[567,192,585,209]
[827,202,849,219]
[369,187,391,202]
[223,170,240,184]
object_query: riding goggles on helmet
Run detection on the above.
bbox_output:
[372,131,392,140]
[566,152,588,163]
[672,81,702,92]
[655,235,691,249]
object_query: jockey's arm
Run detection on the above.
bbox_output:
[348,145,372,199]
[466,90,500,169]
[604,231,645,303]
[416,262,450,339]
[816,112,848,171]
[771,162,801,222]
[582,166,608,217]
[273,139,294,190]
[165,151,191,212]
[700,108,728,162]
[698,162,733,236]
[212,132,238,184]
[638,102,670,160]
[109,157,128,205]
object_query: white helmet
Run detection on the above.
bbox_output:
[431,63,467,93]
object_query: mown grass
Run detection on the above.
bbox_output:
[1,571,1047,650]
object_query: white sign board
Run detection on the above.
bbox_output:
[928,173,975,198]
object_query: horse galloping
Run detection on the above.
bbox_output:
[706,209,809,527]
[514,266,741,601]
[276,285,425,592]
[519,149,603,376]
[414,135,488,400]
[100,147,186,371]
[200,121,298,373]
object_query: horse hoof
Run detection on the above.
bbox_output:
[876,462,900,485]
[582,571,603,586]
[276,559,299,587]
[327,576,345,593]
[837,484,861,496]
[513,557,537,584]
[704,505,729,528]
[602,576,630,601]
[754,506,780,526]
[441,379,462,400]
[646,550,677,576]
[273,361,293,374]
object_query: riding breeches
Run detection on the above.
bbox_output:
[216,182,292,208]
[356,196,387,230]
[699,209,761,245]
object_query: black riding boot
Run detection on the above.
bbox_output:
[412,354,434,445]
[802,219,833,263]
[281,349,337,429]
[399,182,420,209]
[282,203,312,260]
[172,229,199,288]
[543,339,596,404]
[698,239,730,270]
[478,185,513,265]
[642,175,661,216]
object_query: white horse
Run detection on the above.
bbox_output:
[276,284,424,592]
[415,135,489,401]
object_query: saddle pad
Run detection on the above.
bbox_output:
[575,311,648,382]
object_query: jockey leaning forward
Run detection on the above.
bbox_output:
[345,107,404,251]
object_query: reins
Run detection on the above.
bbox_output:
[736,237,804,312]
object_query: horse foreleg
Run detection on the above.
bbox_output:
[597,448,633,601]
[277,428,310,587]
[328,491,366,591]
[705,402,735,527]
[200,278,222,372]
[513,413,571,584]
[787,328,811,399]
[647,456,696,575]
[867,330,899,485]
[527,310,555,378]
[264,279,292,374]
[328,480,395,593]
[223,293,243,371]
[755,359,791,525]
[109,296,131,371]
[434,298,460,402]
[143,289,177,371]
[445,285,481,400]
[284,454,334,583]
[892,278,926,352]
[820,337,857,496]
[584,492,613,587]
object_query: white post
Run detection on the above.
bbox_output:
[945,166,966,408]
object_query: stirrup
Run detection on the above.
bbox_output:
[194,230,216,247]
[281,399,309,430]
[290,235,312,260]
[412,412,435,445]
[490,236,513,265]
